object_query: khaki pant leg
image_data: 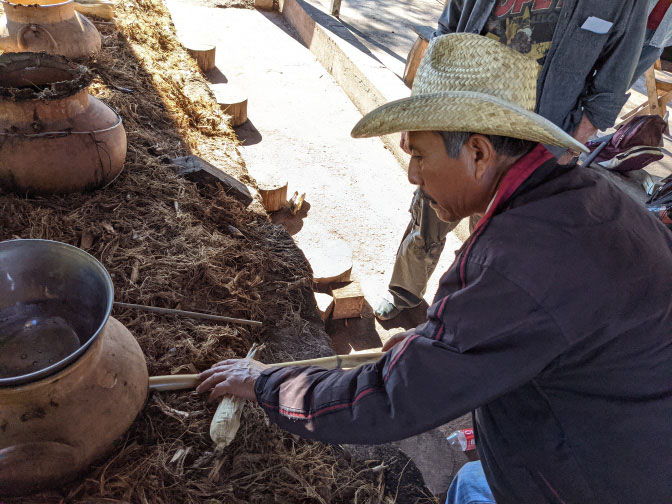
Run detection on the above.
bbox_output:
[388,189,459,308]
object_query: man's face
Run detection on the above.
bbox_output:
[407,131,491,222]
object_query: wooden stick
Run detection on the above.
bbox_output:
[114,302,262,327]
[148,351,384,391]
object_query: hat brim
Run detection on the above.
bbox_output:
[351,91,589,153]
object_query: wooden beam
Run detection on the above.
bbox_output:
[171,155,253,205]
[645,66,663,117]
[330,0,341,17]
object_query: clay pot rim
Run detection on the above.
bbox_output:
[0,52,92,102]
[0,239,114,388]
[0,0,73,7]
[0,105,123,138]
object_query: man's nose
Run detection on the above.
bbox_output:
[408,159,422,185]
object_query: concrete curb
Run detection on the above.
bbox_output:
[278,0,410,168]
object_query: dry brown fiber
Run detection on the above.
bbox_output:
[0,0,399,501]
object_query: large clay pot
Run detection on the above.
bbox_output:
[0,240,148,496]
[0,52,127,195]
[0,0,101,58]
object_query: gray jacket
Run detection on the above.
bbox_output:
[435,0,647,134]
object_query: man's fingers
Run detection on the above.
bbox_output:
[196,371,228,393]
[209,380,233,403]
[198,359,245,381]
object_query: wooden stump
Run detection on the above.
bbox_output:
[210,83,248,127]
[256,174,288,212]
[183,42,216,72]
[314,293,334,322]
[255,0,273,9]
[331,282,364,319]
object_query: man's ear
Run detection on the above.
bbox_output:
[464,134,495,180]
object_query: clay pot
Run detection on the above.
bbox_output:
[0,240,148,496]
[0,0,101,59]
[0,318,148,496]
[0,53,127,195]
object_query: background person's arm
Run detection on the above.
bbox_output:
[580,2,648,131]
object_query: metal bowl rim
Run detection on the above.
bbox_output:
[0,238,113,387]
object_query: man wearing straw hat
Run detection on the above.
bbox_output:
[375,0,648,321]
[198,35,672,503]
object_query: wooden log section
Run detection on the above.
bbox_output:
[314,292,334,322]
[255,0,273,9]
[331,281,364,319]
[210,83,248,127]
[183,42,216,72]
[256,174,288,212]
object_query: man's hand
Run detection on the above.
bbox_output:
[196,358,270,402]
[382,330,414,352]
[558,114,597,165]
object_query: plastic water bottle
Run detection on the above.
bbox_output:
[446,428,476,451]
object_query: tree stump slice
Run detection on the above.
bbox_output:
[314,292,334,322]
[183,42,216,72]
[298,236,352,285]
[256,174,288,212]
[210,83,248,126]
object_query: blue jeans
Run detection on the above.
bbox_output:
[446,462,495,504]
[630,29,665,87]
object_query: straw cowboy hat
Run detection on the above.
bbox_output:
[351,33,589,153]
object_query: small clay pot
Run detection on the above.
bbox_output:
[0,53,127,195]
[0,0,101,58]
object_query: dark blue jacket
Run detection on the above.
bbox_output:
[256,145,672,503]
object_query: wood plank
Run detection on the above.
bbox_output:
[410,24,435,42]
[171,155,253,205]
[645,66,663,117]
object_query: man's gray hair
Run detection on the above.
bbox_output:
[439,131,536,159]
